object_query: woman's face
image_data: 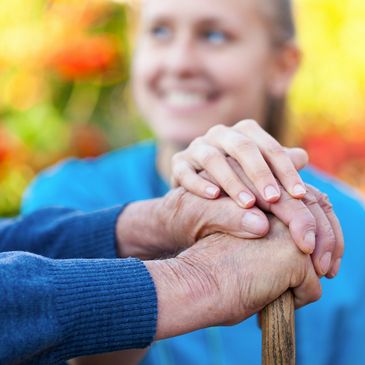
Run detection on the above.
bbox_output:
[132,0,288,145]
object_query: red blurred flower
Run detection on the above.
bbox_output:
[303,132,348,174]
[50,36,118,80]
[348,141,365,160]
[0,127,18,163]
[70,124,109,158]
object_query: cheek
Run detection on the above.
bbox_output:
[212,49,269,93]
[206,51,271,119]
[132,61,147,105]
[131,54,169,137]
[131,46,159,108]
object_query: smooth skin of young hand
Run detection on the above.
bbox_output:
[200,157,344,278]
[171,119,309,207]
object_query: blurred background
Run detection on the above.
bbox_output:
[0,0,364,216]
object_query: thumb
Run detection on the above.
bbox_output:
[203,197,269,239]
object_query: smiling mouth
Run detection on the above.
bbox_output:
[162,90,220,109]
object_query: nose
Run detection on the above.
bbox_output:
[164,32,201,77]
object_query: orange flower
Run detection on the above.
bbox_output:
[50,36,118,80]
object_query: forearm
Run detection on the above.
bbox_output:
[0,207,123,259]
[145,257,220,340]
[70,252,221,365]
[0,252,157,365]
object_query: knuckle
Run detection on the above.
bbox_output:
[282,168,300,180]
[301,216,317,232]
[174,167,187,181]
[303,191,318,207]
[207,124,226,137]
[317,193,334,212]
[172,152,184,163]
[252,167,272,181]
[171,162,194,180]
[196,146,220,166]
[229,136,256,154]
[190,136,205,148]
[172,160,188,174]
[311,284,323,302]
[226,143,254,162]
[237,119,258,130]
[306,183,321,196]
[266,143,286,157]
[306,184,321,195]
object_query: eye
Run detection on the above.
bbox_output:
[150,25,172,41]
[202,30,228,44]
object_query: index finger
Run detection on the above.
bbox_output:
[234,120,307,199]
[226,157,316,254]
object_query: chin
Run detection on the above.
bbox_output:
[150,117,210,145]
[157,129,201,147]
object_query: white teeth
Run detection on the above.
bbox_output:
[164,91,208,108]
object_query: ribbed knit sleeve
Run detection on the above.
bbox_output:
[0,252,157,365]
[0,206,124,259]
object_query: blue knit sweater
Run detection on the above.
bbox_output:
[0,208,157,365]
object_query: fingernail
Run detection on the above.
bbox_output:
[329,258,341,278]
[303,231,316,253]
[264,185,280,201]
[320,252,332,275]
[242,212,266,234]
[293,184,306,196]
[239,192,255,207]
[206,186,219,198]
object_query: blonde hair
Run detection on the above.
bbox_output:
[261,0,295,45]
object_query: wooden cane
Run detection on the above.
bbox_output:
[261,290,295,365]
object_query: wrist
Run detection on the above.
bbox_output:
[144,256,220,340]
[116,199,166,259]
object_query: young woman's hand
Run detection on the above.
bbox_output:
[171,119,308,208]
[219,158,344,278]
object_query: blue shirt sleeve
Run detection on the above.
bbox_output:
[0,206,124,259]
[0,252,157,365]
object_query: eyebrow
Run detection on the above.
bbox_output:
[198,17,226,25]
[141,14,175,32]
[143,14,235,29]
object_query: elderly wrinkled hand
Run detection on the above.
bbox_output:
[146,217,321,340]
[115,188,269,260]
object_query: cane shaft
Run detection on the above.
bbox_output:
[261,290,295,365]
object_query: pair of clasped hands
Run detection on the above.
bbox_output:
[118,120,344,338]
